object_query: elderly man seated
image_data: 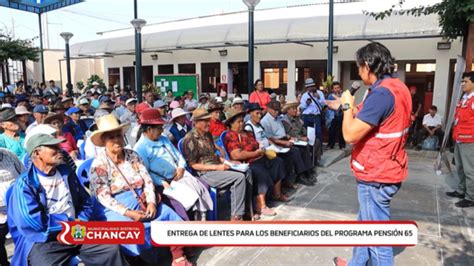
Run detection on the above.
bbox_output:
[0,107,26,158]
[260,100,315,186]
[7,133,127,266]
[416,105,444,150]
[181,108,251,221]
[281,101,319,177]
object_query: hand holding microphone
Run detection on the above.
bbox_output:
[349,81,361,96]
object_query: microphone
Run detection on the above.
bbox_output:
[349,81,361,96]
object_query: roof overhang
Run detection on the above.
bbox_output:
[0,0,84,14]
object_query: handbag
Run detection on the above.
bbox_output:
[106,155,149,212]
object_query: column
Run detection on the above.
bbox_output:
[287,59,296,100]
[433,55,450,117]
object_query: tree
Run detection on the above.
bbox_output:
[0,31,40,83]
[364,0,474,70]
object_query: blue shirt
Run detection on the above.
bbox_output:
[299,90,326,115]
[134,135,187,186]
[169,123,189,144]
[0,133,26,159]
[357,78,395,127]
[260,113,287,139]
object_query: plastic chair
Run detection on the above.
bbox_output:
[178,138,218,221]
[218,131,229,160]
[77,140,86,160]
[21,153,30,168]
[75,158,94,186]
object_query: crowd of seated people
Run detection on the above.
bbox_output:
[0,81,321,265]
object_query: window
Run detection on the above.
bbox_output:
[201,63,220,93]
[178,64,196,74]
[416,63,436,72]
[405,63,411,72]
[158,64,173,74]
[260,61,288,95]
[108,68,120,87]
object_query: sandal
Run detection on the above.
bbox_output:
[272,193,291,202]
[172,257,193,266]
[256,206,276,217]
[283,182,299,189]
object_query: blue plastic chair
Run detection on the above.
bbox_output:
[218,131,230,160]
[177,138,218,221]
[79,140,86,160]
[21,153,30,168]
[76,158,94,186]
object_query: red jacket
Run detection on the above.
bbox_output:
[453,93,474,143]
[351,78,412,184]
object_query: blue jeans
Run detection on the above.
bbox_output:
[302,114,323,144]
[349,181,401,266]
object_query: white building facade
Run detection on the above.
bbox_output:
[70,1,464,117]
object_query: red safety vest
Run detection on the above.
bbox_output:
[351,78,412,184]
[453,93,474,143]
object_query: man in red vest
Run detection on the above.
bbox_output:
[446,71,474,208]
[328,43,412,266]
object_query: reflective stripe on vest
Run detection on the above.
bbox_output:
[352,160,365,171]
[374,127,410,139]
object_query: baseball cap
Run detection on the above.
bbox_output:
[26,133,65,155]
[24,124,57,148]
[33,105,49,114]
[65,106,81,116]
[99,95,114,104]
[153,100,166,108]
[125,98,138,106]
[79,98,89,105]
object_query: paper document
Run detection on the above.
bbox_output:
[266,144,290,153]
[163,182,199,210]
[291,140,308,146]
[307,127,315,146]
[224,161,249,172]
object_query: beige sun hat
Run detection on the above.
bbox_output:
[282,101,299,113]
[90,114,130,147]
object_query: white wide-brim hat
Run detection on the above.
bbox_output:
[90,114,130,147]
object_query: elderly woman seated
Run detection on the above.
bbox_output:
[89,114,192,266]
[224,108,289,218]
[134,108,213,221]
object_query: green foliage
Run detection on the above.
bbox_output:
[86,74,105,89]
[322,75,334,90]
[363,0,474,40]
[76,81,84,90]
[0,31,40,62]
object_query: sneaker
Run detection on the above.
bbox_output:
[333,257,347,266]
[455,199,474,208]
[230,215,243,221]
[446,191,465,199]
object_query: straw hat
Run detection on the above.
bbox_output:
[207,101,224,113]
[282,101,299,113]
[44,112,64,124]
[191,108,212,121]
[90,114,130,147]
[224,108,245,126]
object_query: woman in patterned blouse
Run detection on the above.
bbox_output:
[89,114,192,266]
[224,108,290,218]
